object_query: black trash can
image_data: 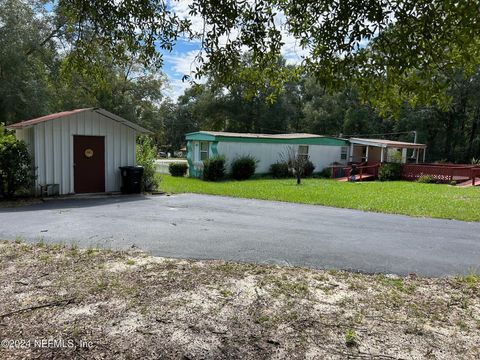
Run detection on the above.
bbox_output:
[119,166,144,194]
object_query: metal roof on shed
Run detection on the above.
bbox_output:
[7,108,151,134]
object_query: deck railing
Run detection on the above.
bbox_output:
[401,163,480,183]
[472,168,480,186]
[332,162,480,184]
[331,163,380,180]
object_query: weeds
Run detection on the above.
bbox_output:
[345,329,358,347]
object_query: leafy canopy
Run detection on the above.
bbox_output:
[56,0,480,106]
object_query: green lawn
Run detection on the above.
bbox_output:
[160,175,480,222]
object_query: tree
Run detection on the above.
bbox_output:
[0,126,36,198]
[0,0,57,123]
[136,136,158,192]
[280,146,309,185]
[57,0,480,106]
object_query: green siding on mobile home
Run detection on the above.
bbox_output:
[185,131,349,178]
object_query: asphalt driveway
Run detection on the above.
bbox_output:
[1,194,479,276]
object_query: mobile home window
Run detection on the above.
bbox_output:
[200,142,209,161]
[341,147,348,160]
[298,145,309,160]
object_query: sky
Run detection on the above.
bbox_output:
[160,0,310,100]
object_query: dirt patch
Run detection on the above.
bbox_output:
[0,198,43,208]
[0,241,479,359]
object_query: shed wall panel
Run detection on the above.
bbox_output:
[32,110,137,195]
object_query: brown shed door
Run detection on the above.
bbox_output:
[74,135,105,193]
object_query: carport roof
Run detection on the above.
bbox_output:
[7,108,152,134]
[349,138,426,149]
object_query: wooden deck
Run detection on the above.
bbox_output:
[332,163,380,183]
[333,163,480,187]
[457,178,480,187]
[336,174,376,182]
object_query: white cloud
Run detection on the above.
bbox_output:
[162,49,206,99]
[163,78,190,99]
[280,32,309,65]
[169,0,204,41]
[164,49,202,75]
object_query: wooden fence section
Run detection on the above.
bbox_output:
[332,162,480,185]
[401,164,480,183]
[471,168,480,186]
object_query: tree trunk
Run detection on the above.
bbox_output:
[444,113,455,161]
[468,106,479,159]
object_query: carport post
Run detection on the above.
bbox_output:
[401,148,407,163]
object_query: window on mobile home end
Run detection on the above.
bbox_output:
[200,142,209,161]
[298,145,309,160]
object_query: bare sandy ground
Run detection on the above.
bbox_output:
[0,240,479,359]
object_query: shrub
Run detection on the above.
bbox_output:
[345,329,358,347]
[231,156,257,180]
[169,162,188,177]
[417,175,435,183]
[302,160,315,177]
[378,163,402,181]
[136,135,159,192]
[318,167,332,178]
[203,156,225,181]
[0,128,36,198]
[270,162,291,178]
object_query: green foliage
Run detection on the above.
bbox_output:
[302,161,315,177]
[378,163,402,182]
[318,167,332,178]
[203,157,225,181]
[0,127,36,198]
[168,162,188,177]
[417,175,435,184]
[0,0,55,123]
[3,0,480,166]
[345,329,358,347]
[269,162,291,178]
[136,136,158,192]
[55,0,480,109]
[389,151,403,164]
[231,156,257,180]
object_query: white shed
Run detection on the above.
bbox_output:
[7,108,151,195]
